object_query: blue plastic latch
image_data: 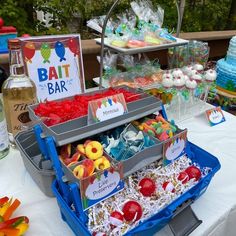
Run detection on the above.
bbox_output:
[33,124,49,160]
[161,103,168,120]
[69,183,88,224]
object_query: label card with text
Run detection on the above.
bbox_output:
[80,163,124,210]
[163,129,187,166]
[88,93,128,124]
[20,34,85,101]
[205,106,226,126]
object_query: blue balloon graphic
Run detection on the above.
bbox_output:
[55,41,66,62]
[104,170,108,178]
[108,98,112,106]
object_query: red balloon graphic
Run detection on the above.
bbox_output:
[23,42,36,63]
[68,38,79,56]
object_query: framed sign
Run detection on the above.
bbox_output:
[19,34,85,101]
[163,129,187,166]
[88,93,128,124]
[80,163,124,210]
[205,106,226,126]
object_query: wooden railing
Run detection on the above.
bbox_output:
[1,30,236,87]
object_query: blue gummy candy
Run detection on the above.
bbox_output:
[110,141,125,161]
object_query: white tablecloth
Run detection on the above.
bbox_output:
[1,108,236,236]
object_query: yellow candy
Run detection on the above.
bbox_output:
[138,125,144,131]
[144,35,162,45]
[111,40,127,48]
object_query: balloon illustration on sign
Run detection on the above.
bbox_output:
[23,42,36,63]
[40,43,51,63]
[209,110,223,124]
[68,38,79,57]
[165,138,185,161]
[55,41,66,62]
[108,98,112,106]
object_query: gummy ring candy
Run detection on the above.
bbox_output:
[85,141,103,160]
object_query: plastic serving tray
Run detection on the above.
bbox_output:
[15,129,55,197]
[93,77,164,91]
[52,142,221,236]
[28,86,162,146]
[94,38,189,55]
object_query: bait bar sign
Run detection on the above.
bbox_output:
[20,34,85,101]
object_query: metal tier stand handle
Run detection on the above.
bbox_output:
[99,0,186,88]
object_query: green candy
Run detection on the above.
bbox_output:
[156,127,163,134]
[170,125,177,133]
[152,122,161,129]
[147,130,155,136]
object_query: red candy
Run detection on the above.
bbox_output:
[34,88,141,126]
[127,40,147,48]
[162,181,175,193]
[122,200,142,222]
[185,166,201,181]
[138,177,156,197]
[177,171,189,184]
[109,211,124,227]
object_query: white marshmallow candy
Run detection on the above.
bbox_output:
[162,73,173,80]
[173,76,185,88]
[189,69,198,77]
[193,63,204,71]
[205,69,217,82]
[185,79,197,90]
[172,68,183,78]
[183,74,189,82]
[192,73,203,83]
[162,78,174,88]
[182,65,193,75]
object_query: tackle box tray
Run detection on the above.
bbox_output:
[60,123,186,179]
[28,86,162,146]
[52,141,220,236]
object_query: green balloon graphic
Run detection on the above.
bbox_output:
[40,43,51,63]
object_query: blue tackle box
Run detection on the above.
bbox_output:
[26,87,220,236]
[50,141,220,236]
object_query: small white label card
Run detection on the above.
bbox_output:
[163,129,187,166]
[205,106,226,126]
[79,162,124,210]
[88,93,128,124]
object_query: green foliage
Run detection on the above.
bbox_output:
[0,0,235,38]
[182,0,232,32]
[0,0,36,35]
